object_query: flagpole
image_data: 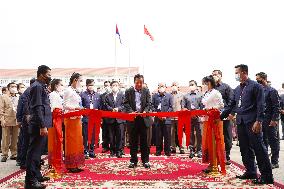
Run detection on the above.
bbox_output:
[142,25,145,76]
[115,27,118,79]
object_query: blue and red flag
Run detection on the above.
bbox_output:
[116,24,122,44]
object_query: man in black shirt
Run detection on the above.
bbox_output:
[25,65,52,189]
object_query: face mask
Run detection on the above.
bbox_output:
[235,74,241,82]
[189,86,196,92]
[88,86,95,92]
[172,86,178,92]
[10,87,18,94]
[159,87,165,93]
[213,75,219,82]
[105,86,111,93]
[57,85,64,93]
[120,88,126,93]
[112,86,119,93]
[19,88,26,94]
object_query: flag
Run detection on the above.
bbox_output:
[116,24,122,44]
[144,25,154,41]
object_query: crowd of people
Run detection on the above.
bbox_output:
[0,64,283,189]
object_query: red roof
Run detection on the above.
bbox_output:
[0,67,139,78]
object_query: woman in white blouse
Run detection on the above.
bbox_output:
[63,73,85,173]
[201,75,225,174]
[48,79,64,172]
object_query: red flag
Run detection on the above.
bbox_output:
[144,25,154,41]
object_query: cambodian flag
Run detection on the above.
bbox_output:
[116,24,122,44]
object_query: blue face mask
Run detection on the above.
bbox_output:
[235,74,241,82]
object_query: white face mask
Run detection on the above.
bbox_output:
[159,87,165,93]
[112,86,119,93]
[88,86,95,92]
[10,87,18,94]
[235,74,241,82]
[105,86,111,93]
[19,88,26,94]
[171,86,178,92]
[189,86,196,92]
[213,75,219,83]
[120,88,126,93]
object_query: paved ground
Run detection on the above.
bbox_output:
[1,137,284,185]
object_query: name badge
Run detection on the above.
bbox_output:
[238,99,242,108]
[158,103,161,110]
[90,103,94,109]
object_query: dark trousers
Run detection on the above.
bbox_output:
[82,122,96,155]
[223,120,233,161]
[262,119,280,165]
[237,120,273,179]
[25,128,45,183]
[102,119,110,150]
[281,120,284,138]
[189,120,202,152]
[130,116,150,164]
[107,121,124,153]
[17,125,30,166]
[155,119,171,153]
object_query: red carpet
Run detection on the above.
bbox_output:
[0,148,283,189]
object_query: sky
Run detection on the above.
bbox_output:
[0,0,284,91]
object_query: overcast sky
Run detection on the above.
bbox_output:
[0,0,284,90]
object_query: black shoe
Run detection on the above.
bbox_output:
[155,151,161,156]
[38,176,50,182]
[116,151,122,158]
[143,162,151,168]
[165,152,171,157]
[84,154,90,159]
[25,181,46,189]
[1,156,7,162]
[189,152,194,159]
[20,165,27,170]
[68,168,83,173]
[89,153,96,158]
[202,168,212,174]
[179,150,185,154]
[236,173,257,180]
[171,149,176,154]
[128,162,137,168]
[271,163,279,169]
[225,160,231,165]
[10,156,17,160]
[197,152,202,158]
[102,148,110,153]
[252,177,274,185]
[110,151,116,157]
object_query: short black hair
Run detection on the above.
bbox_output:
[134,74,144,82]
[104,81,110,85]
[189,80,197,86]
[30,78,36,85]
[110,80,119,86]
[2,87,7,93]
[213,69,222,76]
[51,79,62,92]
[17,83,25,90]
[37,65,51,77]
[69,72,82,86]
[86,79,94,86]
[7,82,16,89]
[256,72,267,80]
[235,64,248,74]
[202,75,216,89]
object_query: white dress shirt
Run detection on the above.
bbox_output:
[63,86,81,113]
[202,89,224,110]
[49,91,63,111]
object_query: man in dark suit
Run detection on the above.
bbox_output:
[16,78,36,169]
[104,81,125,158]
[124,74,152,168]
[81,79,101,158]
[152,83,173,156]
[221,64,273,185]
[256,72,280,169]
[25,65,52,189]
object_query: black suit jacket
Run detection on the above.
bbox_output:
[123,86,152,127]
[104,92,125,124]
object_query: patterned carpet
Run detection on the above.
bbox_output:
[0,151,283,189]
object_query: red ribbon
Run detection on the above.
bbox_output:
[54,109,225,174]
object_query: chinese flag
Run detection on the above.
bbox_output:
[144,25,154,41]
